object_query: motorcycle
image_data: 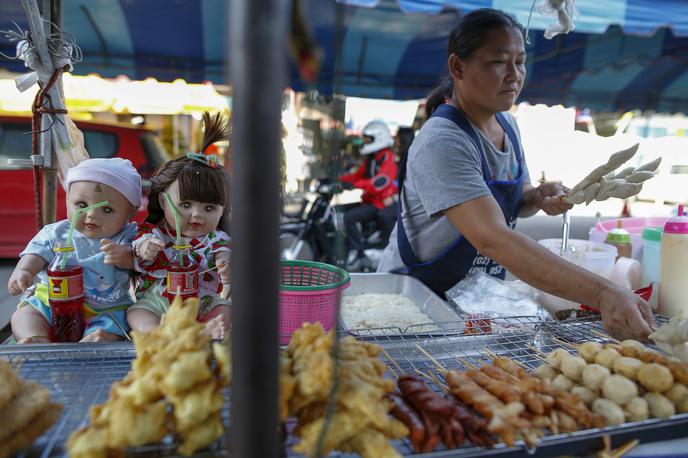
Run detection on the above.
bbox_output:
[280,179,387,272]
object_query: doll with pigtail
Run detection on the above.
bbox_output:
[129,112,231,339]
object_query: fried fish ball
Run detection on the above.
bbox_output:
[571,385,597,407]
[582,364,610,391]
[578,341,603,363]
[637,363,674,393]
[665,384,688,405]
[677,397,688,414]
[561,356,587,382]
[532,364,557,381]
[595,348,621,370]
[546,348,572,370]
[624,397,649,422]
[593,398,625,426]
[613,357,644,381]
[644,392,675,418]
[551,374,575,392]
[602,375,638,406]
[621,339,645,350]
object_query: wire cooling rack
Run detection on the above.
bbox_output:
[1,342,229,458]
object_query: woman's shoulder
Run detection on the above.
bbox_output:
[409,116,480,162]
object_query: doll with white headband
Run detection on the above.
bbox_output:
[9,158,142,343]
[129,112,231,339]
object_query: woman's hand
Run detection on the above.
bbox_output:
[101,239,134,269]
[536,182,573,216]
[596,284,654,341]
[137,237,165,262]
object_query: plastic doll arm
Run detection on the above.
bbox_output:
[101,239,134,269]
[133,236,165,263]
[8,254,46,295]
[215,250,231,285]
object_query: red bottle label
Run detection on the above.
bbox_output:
[167,269,199,296]
[48,274,84,301]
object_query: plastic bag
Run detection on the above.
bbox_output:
[536,0,577,39]
[56,117,90,188]
[446,271,546,319]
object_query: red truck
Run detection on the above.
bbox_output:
[0,115,168,257]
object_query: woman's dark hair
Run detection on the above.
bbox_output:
[146,112,231,228]
[395,127,415,163]
[425,8,524,117]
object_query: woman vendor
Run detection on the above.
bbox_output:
[377,8,653,340]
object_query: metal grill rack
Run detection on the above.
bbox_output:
[0,342,229,458]
[333,315,688,457]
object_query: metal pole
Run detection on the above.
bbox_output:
[228,0,285,456]
[40,0,61,225]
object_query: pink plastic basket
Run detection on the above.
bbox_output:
[279,260,350,345]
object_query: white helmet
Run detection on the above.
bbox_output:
[360,120,393,155]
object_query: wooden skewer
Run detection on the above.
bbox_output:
[611,439,639,458]
[415,369,437,384]
[428,370,449,392]
[415,344,446,373]
[552,337,579,351]
[482,346,500,362]
[380,348,403,377]
[589,328,620,344]
[455,356,478,371]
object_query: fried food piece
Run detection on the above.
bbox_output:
[0,380,51,443]
[613,357,644,381]
[279,353,297,422]
[561,356,587,383]
[161,350,213,394]
[594,348,621,370]
[293,409,371,456]
[213,342,231,385]
[545,349,571,370]
[340,427,403,458]
[65,426,110,458]
[0,360,20,410]
[624,397,649,422]
[644,392,675,418]
[582,364,610,391]
[178,411,224,456]
[551,374,575,392]
[637,363,674,393]
[571,386,596,407]
[602,375,638,405]
[108,398,168,448]
[592,398,625,426]
[532,364,557,381]
[665,384,688,405]
[578,341,603,363]
[0,402,61,458]
[169,380,223,430]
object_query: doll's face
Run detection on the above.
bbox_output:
[67,181,135,239]
[160,180,224,238]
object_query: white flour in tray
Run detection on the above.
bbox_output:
[341,293,437,332]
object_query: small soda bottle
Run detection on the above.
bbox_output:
[166,244,199,300]
[47,243,85,342]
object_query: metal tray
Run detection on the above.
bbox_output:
[340,273,462,335]
[0,342,229,457]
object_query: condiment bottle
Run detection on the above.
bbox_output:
[166,244,199,300]
[605,219,632,260]
[47,243,85,342]
[659,204,688,317]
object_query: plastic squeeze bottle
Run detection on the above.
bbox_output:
[605,219,632,260]
[47,243,85,342]
[659,204,688,317]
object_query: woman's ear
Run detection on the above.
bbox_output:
[448,54,463,79]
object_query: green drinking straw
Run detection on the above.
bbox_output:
[62,200,109,269]
[161,192,184,265]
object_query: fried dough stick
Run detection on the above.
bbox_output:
[480,365,554,415]
[446,370,537,447]
[491,356,602,429]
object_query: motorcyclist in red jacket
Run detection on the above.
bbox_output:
[340,120,398,267]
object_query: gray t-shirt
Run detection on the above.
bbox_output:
[377,111,530,273]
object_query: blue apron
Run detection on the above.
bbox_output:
[394,104,524,298]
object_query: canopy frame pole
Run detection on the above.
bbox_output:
[228,0,286,456]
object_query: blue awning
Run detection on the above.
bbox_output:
[1,0,687,112]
